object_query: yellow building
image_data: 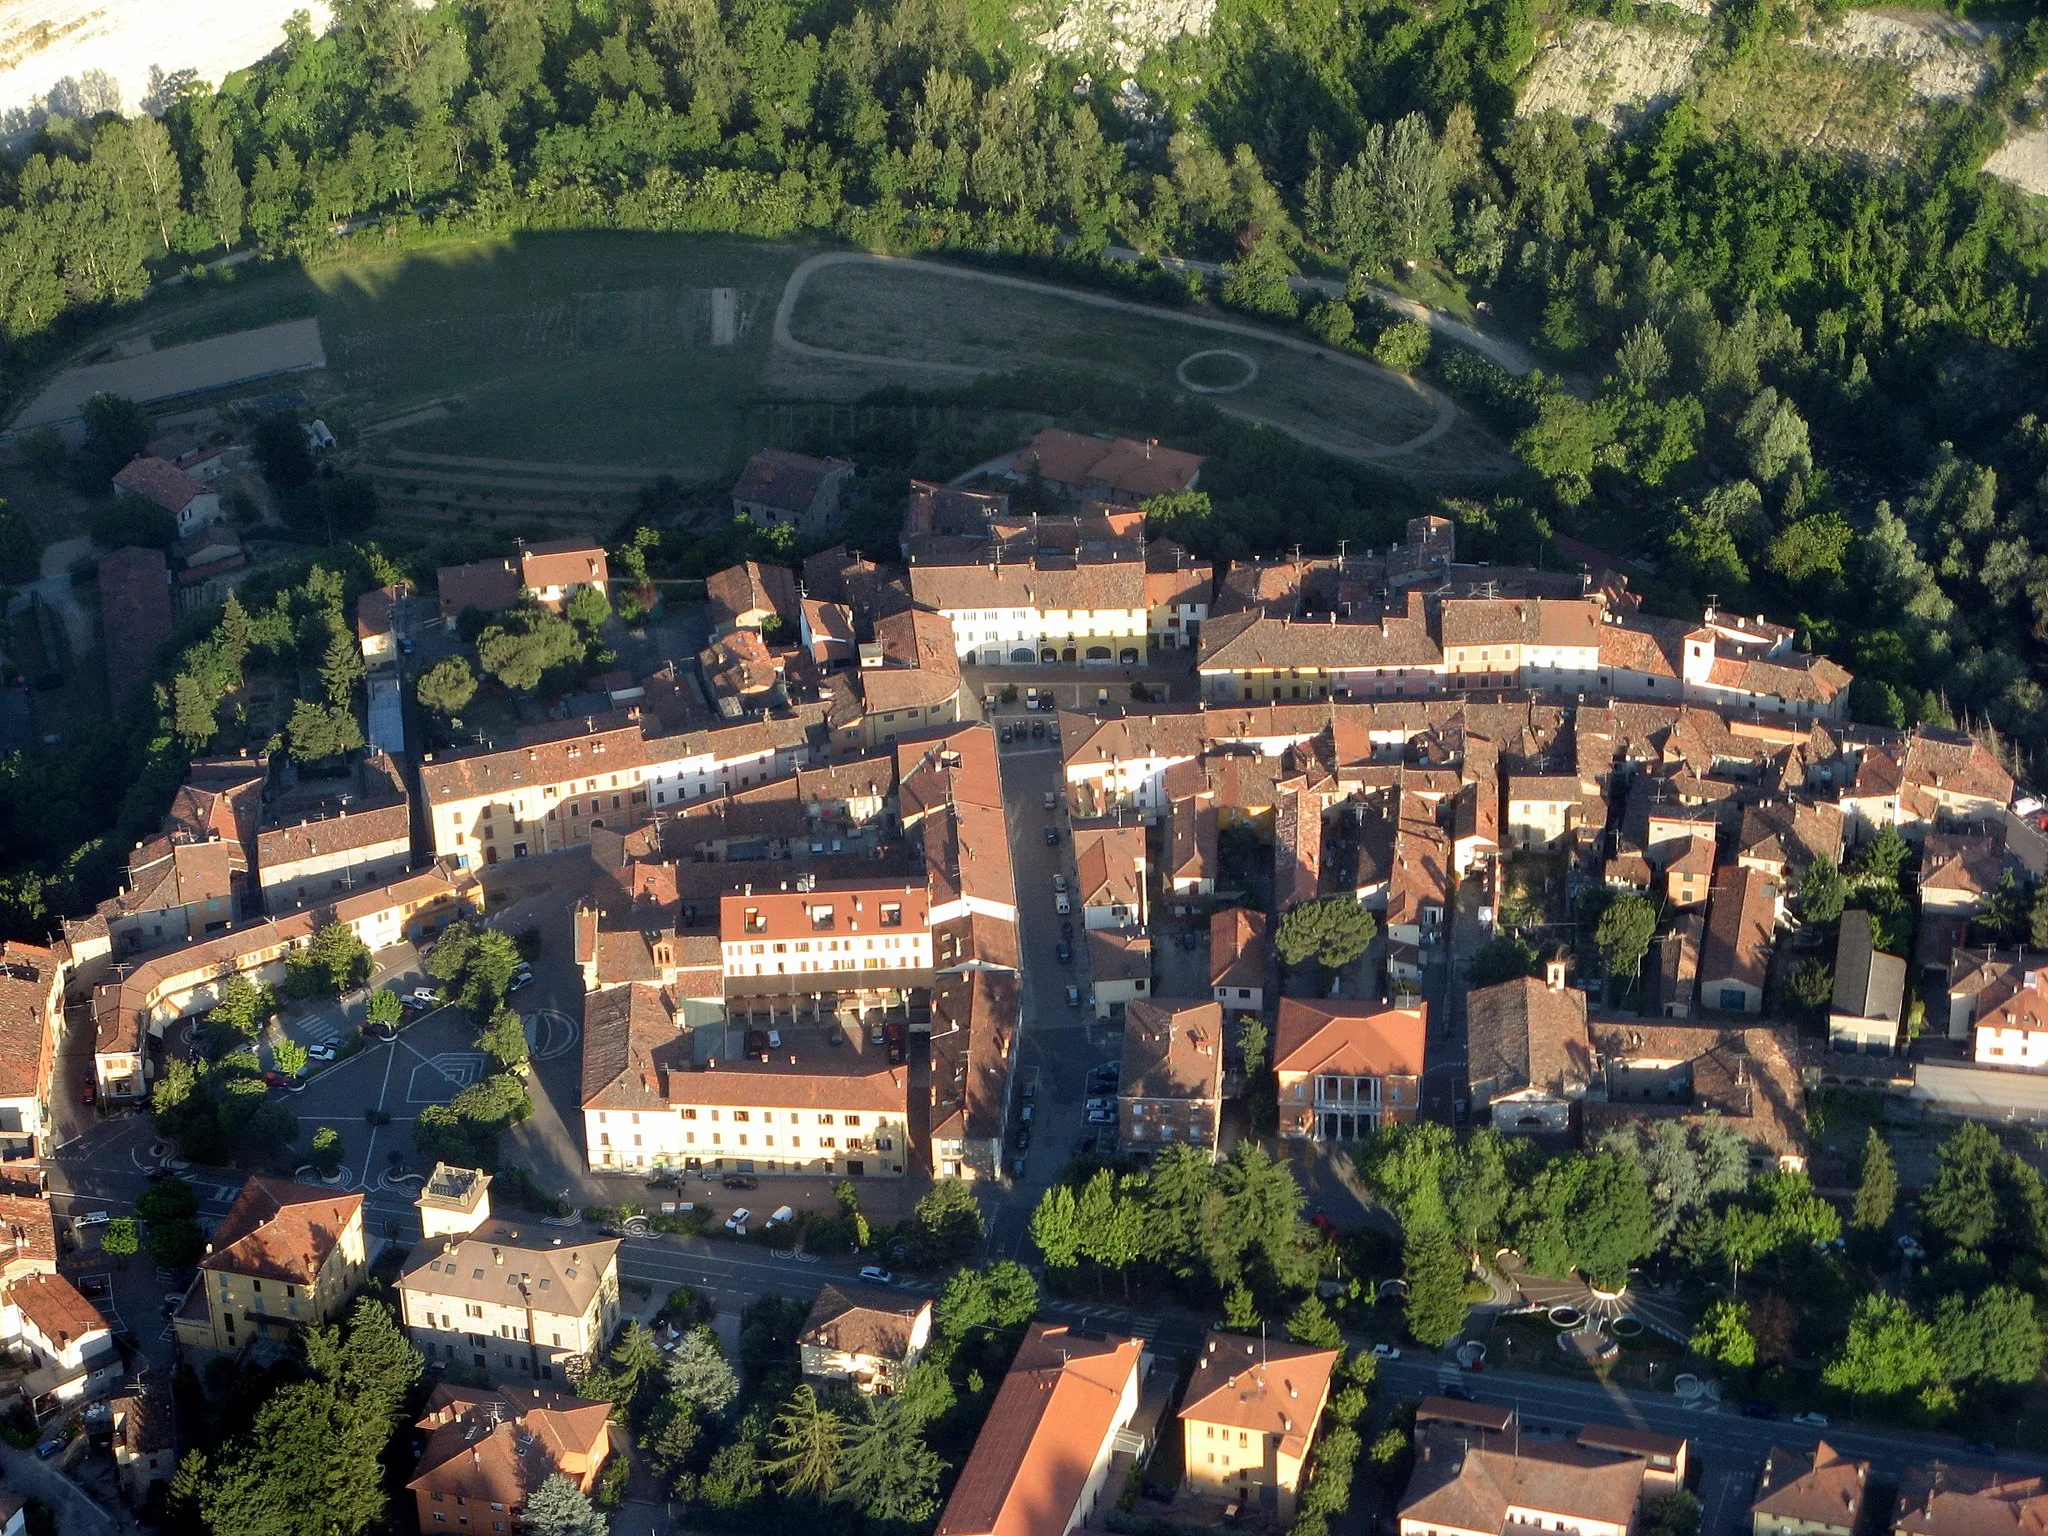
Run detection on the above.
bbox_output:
[175,1177,366,1353]
[1179,1334,1339,1521]
[1752,1443,1867,1536]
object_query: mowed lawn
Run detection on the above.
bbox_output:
[786,259,1445,454]
[133,231,803,472]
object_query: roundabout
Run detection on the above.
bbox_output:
[1175,348,1259,394]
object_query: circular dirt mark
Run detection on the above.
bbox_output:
[1176,348,1259,394]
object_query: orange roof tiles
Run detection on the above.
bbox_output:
[201,1176,362,1284]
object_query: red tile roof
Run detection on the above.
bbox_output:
[201,1176,362,1284]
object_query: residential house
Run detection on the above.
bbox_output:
[1584,1021,1809,1171]
[719,877,933,1007]
[256,759,413,913]
[909,554,1149,667]
[1012,427,1204,504]
[1058,708,1207,819]
[1506,776,1588,853]
[436,557,522,630]
[856,610,964,748]
[1664,835,1715,911]
[408,1384,613,1533]
[707,561,801,636]
[1700,866,1780,1015]
[1894,1462,2048,1536]
[175,1177,366,1353]
[800,598,858,669]
[1465,962,1595,1134]
[928,968,1017,1183]
[517,539,608,610]
[99,547,174,709]
[1087,930,1151,1020]
[174,524,246,585]
[1195,608,1444,705]
[1841,729,2015,844]
[933,1322,1145,1536]
[1180,1334,1339,1521]
[580,988,910,1177]
[1210,908,1267,1014]
[1919,824,2009,917]
[1647,913,1704,1020]
[1274,998,1427,1140]
[1118,999,1225,1158]
[1073,823,1147,931]
[1751,1442,1868,1536]
[1736,800,1843,884]
[112,456,222,533]
[11,1270,120,1409]
[1387,793,1450,985]
[110,1389,177,1504]
[1829,910,1905,1054]
[1400,1399,1687,1536]
[1166,793,1219,896]
[396,1169,620,1385]
[0,942,64,1159]
[731,449,855,534]
[1145,540,1213,650]
[799,1282,933,1394]
[1969,966,2048,1069]
[354,584,406,666]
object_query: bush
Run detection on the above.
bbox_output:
[1373,320,1432,373]
[1306,299,1357,349]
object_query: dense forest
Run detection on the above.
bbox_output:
[0,0,2046,939]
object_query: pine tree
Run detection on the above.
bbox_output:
[523,1473,608,1536]
[1852,1127,1898,1232]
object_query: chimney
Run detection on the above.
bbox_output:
[1546,958,1567,991]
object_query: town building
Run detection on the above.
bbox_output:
[1274,998,1427,1140]
[436,556,522,630]
[395,1168,621,1385]
[174,1177,366,1354]
[1180,1334,1339,1521]
[0,942,65,1159]
[798,1282,933,1394]
[731,449,855,534]
[255,754,413,913]
[11,1269,120,1412]
[1146,540,1213,650]
[111,456,222,533]
[718,877,933,1005]
[1210,908,1267,1013]
[1968,966,2048,1069]
[928,968,1017,1183]
[109,1388,177,1504]
[1012,428,1204,504]
[1118,999,1225,1158]
[1072,823,1147,931]
[1465,962,1595,1134]
[909,554,1150,667]
[707,560,801,635]
[1829,910,1905,1054]
[1584,1021,1809,1171]
[1751,1441,1867,1536]
[1087,930,1152,1020]
[1700,866,1780,1015]
[354,583,406,665]
[407,1383,612,1533]
[933,1322,1145,1536]
[516,539,609,610]
[1893,1462,2048,1536]
[1664,835,1715,910]
[855,609,964,748]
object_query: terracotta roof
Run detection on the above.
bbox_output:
[99,547,174,707]
[409,1383,611,1509]
[1583,1022,1807,1162]
[706,561,800,630]
[1753,1442,1867,1531]
[934,1322,1144,1536]
[11,1270,108,1349]
[1120,999,1223,1104]
[0,942,57,1103]
[112,456,203,512]
[1737,800,1842,871]
[801,1281,931,1362]
[909,554,1148,615]
[1402,1421,1650,1535]
[112,1388,175,1458]
[1466,974,1594,1103]
[700,629,782,698]
[1087,928,1152,983]
[732,449,852,514]
[668,1045,909,1114]
[1181,1334,1339,1462]
[1016,428,1204,500]
[519,538,608,591]
[354,584,404,641]
[929,968,1016,1145]
[1275,999,1427,1078]
[1197,610,1442,672]
[399,1222,620,1321]
[257,799,411,871]
[1597,620,1681,677]
[1895,1464,2048,1536]
[435,557,521,621]
[863,609,962,713]
[801,599,857,664]
[1701,866,1779,993]
[0,1190,57,1269]
[201,1176,362,1284]
[579,983,684,1111]
[1209,908,1267,992]
[1922,824,2008,897]
[1073,823,1145,911]
[1900,730,2014,805]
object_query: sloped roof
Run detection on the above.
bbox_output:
[1831,910,1904,1024]
[1120,999,1223,1104]
[1209,908,1267,991]
[201,1177,363,1284]
[1180,1334,1339,1462]
[732,449,852,513]
[1274,999,1426,1079]
[408,1383,611,1508]
[1753,1442,1867,1530]
[1466,974,1594,1103]
[112,456,202,513]
[801,1282,931,1363]
[706,560,799,629]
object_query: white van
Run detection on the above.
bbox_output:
[1056,893,1072,915]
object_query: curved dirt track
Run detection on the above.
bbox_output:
[773,251,1463,464]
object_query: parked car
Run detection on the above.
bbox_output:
[1743,1401,1779,1420]
[307,1041,338,1063]
[1013,1124,1032,1152]
[1031,721,1045,739]
[1053,873,1067,893]
[1060,919,1074,940]
[1065,983,1081,1007]
[73,1210,110,1228]
[81,1084,95,1106]
[262,1071,287,1088]
[35,1434,66,1459]
[724,1208,752,1232]
[1056,940,1073,963]
[1372,1343,1403,1360]
[1043,791,1057,811]
[1044,825,1059,845]
[1791,1412,1829,1428]
[859,1266,894,1285]
[407,987,439,1010]
[1019,1103,1034,1123]
[723,1175,759,1191]
[509,972,533,992]
[1049,724,1061,742]
[1087,1107,1117,1125]
[767,1206,795,1226]
[998,725,1013,743]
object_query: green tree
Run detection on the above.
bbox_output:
[286,699,364,762]
[1239,1016,1270,1076]
[320,623,365,708]
[1403,1224,1470,1347]
[1222,1282,1261,1332]
[1690,1298,1756,1369]
[288,922,372,996]
[478,1006,530,1073]
[768,1384,845,1500]
[1935,1286,2044,1387]
[1220,233,1300,319]
[198,114,245,250]
[1852,1128,1898,1232]
[1822,1293,1943,1407]
[1275,897,1378,970]
[100,1217,140,1261]
[273,1039,308,1077]
[1373,320,1431,373]
[416,656,477,717]
[665,1327,739,1415]
[912,1178,983,1263]
[136,1176,199,1225]
[1286,1294,1344,1351]
[1799,855,1847,923]
[566,584,612,631]
[610,1319,663,1399]
[210,976,276,1035]
[1921,1120,2001,1252]
[1468,934,1541,986]
[1642,1493,1703,1536]
[146,1217,205,1269]
[523,1473,608,1536]
[1595,893,1657,980]
[1786,959,1835,1010]
[365,989,405,1031]
[836,1397,944,1524]
[79,393,152,485]
[1849,826,1912,888]
[309,1125,344,1174]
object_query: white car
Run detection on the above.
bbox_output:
[1791,1412,1829,1428]
[724,1208,752,1233]
[1372,1343,1402,1360]
[1053,874,1067,893]
[409,987,440,1008]
[767,1206,796,1226]
[73,1211,110,1228]
[859,1266,894,1285]
[307,1042,337,1063]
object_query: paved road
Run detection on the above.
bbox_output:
[773,250,1463,464]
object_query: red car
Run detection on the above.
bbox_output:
[80,1085,94,1106]
[261,1071,287,1088]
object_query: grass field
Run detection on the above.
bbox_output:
[784,259,1449,457]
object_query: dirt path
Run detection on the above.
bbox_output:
[773,251,1463,463]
